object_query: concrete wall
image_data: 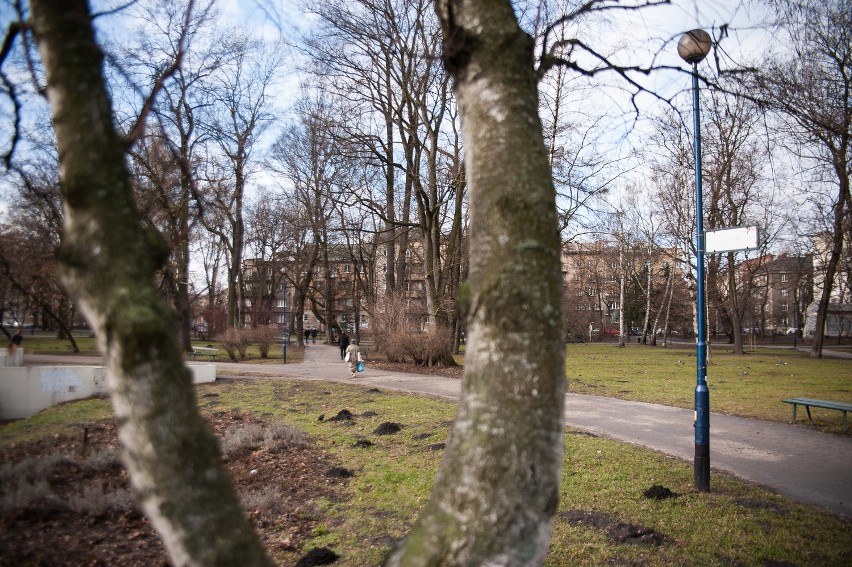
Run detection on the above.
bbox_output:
[1,348,24,367]
[0,363,215,420]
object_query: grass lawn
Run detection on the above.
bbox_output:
[18,335,851,428]
[17,335,305,364]
[1,379,849,566]
[566,343,852,430]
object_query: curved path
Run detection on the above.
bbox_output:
[26,346,852,519]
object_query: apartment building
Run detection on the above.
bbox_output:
[560,241,688,338]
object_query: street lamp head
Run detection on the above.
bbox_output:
[677,29,712,65]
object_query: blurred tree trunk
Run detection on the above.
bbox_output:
[386,0,565,563]
[29,1,272,564]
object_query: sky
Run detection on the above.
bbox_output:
[1,0,780,227]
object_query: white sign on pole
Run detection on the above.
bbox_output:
[704,225,760,253]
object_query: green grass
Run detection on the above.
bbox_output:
[20,335,305,364]
[567,343,852,429]
[4,380,849,566]
[20,335,99,354]
[19,336,851,429]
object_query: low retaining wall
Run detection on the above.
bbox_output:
[1,348,24,367]
[0,364,216,420]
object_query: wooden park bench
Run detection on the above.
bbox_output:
[782,397,852,433]
[188,346,219,361]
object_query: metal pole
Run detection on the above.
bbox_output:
[691,62,710,491]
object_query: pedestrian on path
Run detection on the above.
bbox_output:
[8,328,23,357]
[339,331,350,360]
[304,329,310,344]
[310,326,317,344]
[344,342,361,379]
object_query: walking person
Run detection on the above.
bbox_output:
[339,331,350,360]
[310,326,317,344]
[344,341,361,379]
[8,328,23,358]
[304,329,310,344]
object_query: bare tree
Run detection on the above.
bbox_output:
[745,0,851,357]
[702,87,772,354]
[117,0,223,350]
[386,0,565,561]
[268,92,343,346]
[202,31,279,328]
[25,1,273,563]
[303,0,467,350]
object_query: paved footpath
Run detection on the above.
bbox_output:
[27,346,852,519]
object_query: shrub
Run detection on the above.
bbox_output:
[239,486,288,521]
[200,304,228,339]
[408,325,456,367]
[250,325,279,358]
[217,328,250,361]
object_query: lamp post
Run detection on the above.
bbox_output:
[678,28,712,492]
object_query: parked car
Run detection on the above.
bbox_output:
[785,327,799,336]
[603,327,620,337]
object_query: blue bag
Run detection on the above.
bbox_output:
[357,361,364,372]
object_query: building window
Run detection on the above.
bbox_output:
[573,259,583,267]
[780,289,788,298]
[574,275,580,282]
[588,288,596,296]
[576,290,584,296]
[781,274,788,283]
[609,302,619,310]
[276,298,285,308]
[303,314,309,322]
[343,264,351,273]
[781,304,789,312]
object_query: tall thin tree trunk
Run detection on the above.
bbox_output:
[387,1,565,563]
[30,2,272,564]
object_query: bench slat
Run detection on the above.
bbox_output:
[189,347,219,360]
[782,398,852,411]
[782,398,850,433]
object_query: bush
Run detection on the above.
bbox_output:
[200,304,227,339]
[381,326,457,367]
[250,325,279,358]
[409,326,456,367]
[217,328,250,361]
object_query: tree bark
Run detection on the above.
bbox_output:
[386,0,565,563]
[30,1,272,565]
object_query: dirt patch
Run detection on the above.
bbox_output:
[326,409,355,422]
[643,485,677,500]
[374,422,402,436]
[295,546,340,566]
[368,360,463,379]
[0,412,351,566]
[560,510,667,546]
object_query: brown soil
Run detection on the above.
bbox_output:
[0,411,351,566]
[367,359,463,379]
